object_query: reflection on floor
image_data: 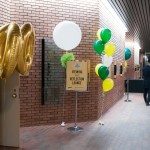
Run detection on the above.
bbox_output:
[1,93,150,150]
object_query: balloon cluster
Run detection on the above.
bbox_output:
[124,48,131,68]
[93,28,115,92]
[0,22,35,79]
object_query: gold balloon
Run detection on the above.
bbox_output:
[16,23,35,75]
[0,24,8,76]
[0,23,21,79]
[0,22,35,79]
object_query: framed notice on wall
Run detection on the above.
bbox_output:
[120,63,123,76]
[66,60,88,91]
[113,62,124,78]
[113,61,117,78]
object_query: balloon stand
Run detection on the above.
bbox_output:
[99,92,105,126]
[61,75,66,127]
[61,121,65,127]
[60,92,65,127]
[68,92,83,132]
[61,95,65,127]
[124,79,132,102]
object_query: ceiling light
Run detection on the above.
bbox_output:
[134,42,141,50]
[101,0,128,32]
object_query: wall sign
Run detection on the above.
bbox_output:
[113,62,124,78]
[41,39,65,105]
[114,61,117,78]
[66,60,88,91]
[120,63,123,76]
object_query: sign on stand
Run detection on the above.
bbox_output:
[66,60,88,132]
[66,60,88,91]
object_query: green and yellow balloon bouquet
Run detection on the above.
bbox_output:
[93,28,115,92]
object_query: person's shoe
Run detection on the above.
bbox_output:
[146,103,150,106]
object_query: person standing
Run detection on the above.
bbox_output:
[142,56,150,106]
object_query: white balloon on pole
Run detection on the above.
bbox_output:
[53,21,82,51]
[102,54,113,67]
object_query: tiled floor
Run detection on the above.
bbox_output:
[1,93,150,150]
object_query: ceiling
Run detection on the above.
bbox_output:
[108,0,150,52]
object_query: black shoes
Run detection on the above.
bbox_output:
[146,103,150,106]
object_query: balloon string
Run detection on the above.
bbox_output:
[100,91,105,118]
[62,83,66,122]
[62,69,66,122]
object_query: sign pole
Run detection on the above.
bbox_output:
[75,92,78,127]
[68,92,83,132]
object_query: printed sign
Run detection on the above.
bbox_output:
[66,60,88,91]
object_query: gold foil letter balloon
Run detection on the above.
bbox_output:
[0,23,21,79]
[0,23,35,79]
[16,23,35,75]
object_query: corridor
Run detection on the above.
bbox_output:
[1,93,150,150]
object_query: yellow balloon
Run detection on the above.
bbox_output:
[104,42,116,56]
[102,78,114,92]
[96,28,103,40]
[95,63,103,76]
[124,61,127,68]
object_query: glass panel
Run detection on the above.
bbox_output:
[42,38,65,104]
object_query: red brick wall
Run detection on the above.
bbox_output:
[125,32,135,79]
[1,0,130,127]
[139,52,144,78]
[0,0,10,25]
[9,0,100,126]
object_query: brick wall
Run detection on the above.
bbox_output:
[98,1,126,115]
[1,0,131,126]
[125,32,135,79]
[9,0,100,126]
[0,0,10,25]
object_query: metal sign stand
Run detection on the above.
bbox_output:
[124,79,132,102]
[67,60,89,132]
[68,92,83,132]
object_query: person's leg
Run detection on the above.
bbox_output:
[147,88,150,104]
[144,88,148,104]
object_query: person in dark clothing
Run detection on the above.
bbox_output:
[142,56,150,106]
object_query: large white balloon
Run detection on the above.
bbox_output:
[102,54,113,67]
[53,21,82,51]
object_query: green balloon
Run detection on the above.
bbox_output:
[93,40,104,55]
[100,28,111,43]
[98,66,109,80]
[125,48,131,60]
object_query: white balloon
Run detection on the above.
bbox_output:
[102,55,113,67]
[53,21,82,51]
